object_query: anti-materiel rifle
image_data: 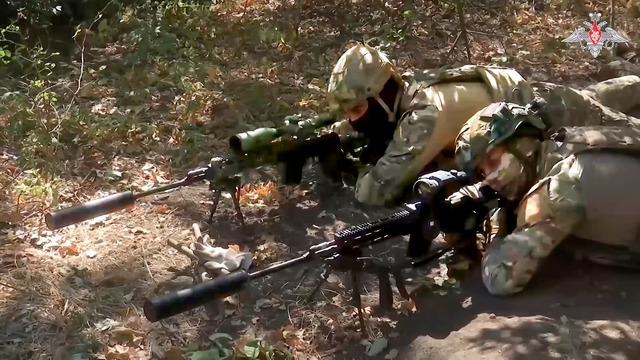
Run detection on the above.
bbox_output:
[44,113,367,230]
[143,170,498,333]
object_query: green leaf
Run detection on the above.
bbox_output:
[187,350,221,360]
[366,338,388,356]
[218,348,233,360]
[182,343,200,352]
[104,170,123,181]
[243,340,261,359]
[209,333,233,349]
[98,21,109,34]
[66,354,87,360]
[128,105,147,114]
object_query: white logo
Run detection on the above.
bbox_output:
[562,12,629,58]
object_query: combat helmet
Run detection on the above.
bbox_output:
[454,98,549,175]
[326,43,404,122]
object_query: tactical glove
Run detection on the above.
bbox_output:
[330,119,355,139]
[317,146,360,185]
[445,182,485,206]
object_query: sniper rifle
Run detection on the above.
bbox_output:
[44,112,367,230]
[143,170,498,333]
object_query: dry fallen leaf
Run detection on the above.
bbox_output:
[207,67,219,82]
[154,204,171,214]
[401,299,416,313]
[209,332,233,344]
[462,296,472,308]
[130,227,149,235]
[253,237,289,263]
[238,181,281,206]
[0,210,22,224]
[105,344,137,360]
[164,347,186,360]
[255,298,273,309]
[59,243,80,257]
[52,345,67,360]
[111,326,146,343]
[281,325,305,349]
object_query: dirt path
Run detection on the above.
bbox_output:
[395,256,640,359]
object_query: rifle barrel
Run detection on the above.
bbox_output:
[143,248,321,322]
[45,191,136,230]
[44,167,210,230]
[144,270,252,322]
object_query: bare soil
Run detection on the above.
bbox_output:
[5,169,639,359]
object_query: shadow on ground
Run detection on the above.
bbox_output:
[138,164,640,359]
[0,252,153,359]
[387,252,640,360]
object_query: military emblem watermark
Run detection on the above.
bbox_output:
[562,12,629,58]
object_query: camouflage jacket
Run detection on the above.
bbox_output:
[481,126,640,296]
[355,65,532,207]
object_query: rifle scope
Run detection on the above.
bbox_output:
[229,112,338,154]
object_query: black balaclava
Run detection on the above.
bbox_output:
[348,77,401,142]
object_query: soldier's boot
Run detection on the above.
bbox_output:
[580,75,640,115]
[595,60,640,82]
[533,80,640,129]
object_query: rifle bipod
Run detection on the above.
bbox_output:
[300,247,452,334]
[300,253,412,334]
[207,175,245,227]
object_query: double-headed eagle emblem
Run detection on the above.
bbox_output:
[562,12,629,58]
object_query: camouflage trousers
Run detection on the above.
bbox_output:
[532,75,640,129]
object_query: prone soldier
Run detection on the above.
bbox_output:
[449,99,640,295]
[325,43,640,207]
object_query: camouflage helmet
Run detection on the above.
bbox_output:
[454,98,548,174]
[327,44,404,122]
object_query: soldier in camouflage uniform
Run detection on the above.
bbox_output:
[451,99,640,296]
[327,43,640,207]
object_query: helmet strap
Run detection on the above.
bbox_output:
[374,89,401,123]
[504,138,540,190]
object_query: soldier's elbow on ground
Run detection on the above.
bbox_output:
[354,189,386,207]
[354,173,388,207]
[480,266,523,296]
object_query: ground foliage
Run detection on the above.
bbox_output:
[0,0,639,359]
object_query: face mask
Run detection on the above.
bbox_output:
[349,97,397,142]
[482,151,530,201]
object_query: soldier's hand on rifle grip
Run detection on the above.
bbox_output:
[445,182,485,206]
[318,148,360,185]
[330,119,355,140]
